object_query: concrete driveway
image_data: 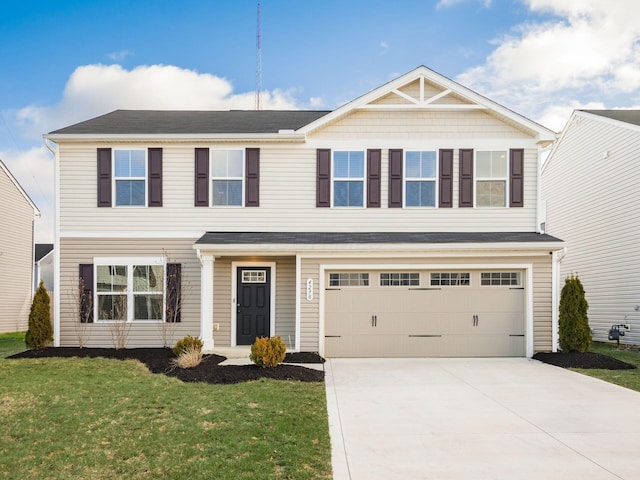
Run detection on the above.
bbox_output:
[325,358,640,480]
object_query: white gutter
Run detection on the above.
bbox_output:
[43,137,61,347]
[44,132,307,144]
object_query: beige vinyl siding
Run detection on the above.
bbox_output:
[58,142,540,235]
[299,254,553,354]
[543,114,640,344]
[310,109,533,140]
[58,237,201,347]
[212,258,232,347]
[0,167,34,333]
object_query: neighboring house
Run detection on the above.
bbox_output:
[45,66,563,357]
[0,159,40,333]
[35,243,54,293]
[542,109,640,345]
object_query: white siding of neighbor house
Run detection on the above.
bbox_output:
[542,113,640,345]
[0,165,35,333]
[57,109,542,237]
[298,254,553,354]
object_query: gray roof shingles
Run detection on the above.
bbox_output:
[582,110,640,127]
[195,232,562,245]
[49,110,331,135]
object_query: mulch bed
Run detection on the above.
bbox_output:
[8,347,325,384]
[533,351,637,370]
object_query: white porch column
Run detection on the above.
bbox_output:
[200,254,215,351]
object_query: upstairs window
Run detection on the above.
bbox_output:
[476,151,507,207]
[405,151,436,207]
[114,149,146,206]
[333,151,365,207]
[211,149,244,206]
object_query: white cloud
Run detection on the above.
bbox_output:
[437,0,492,9]
[457,0,640,129]
[379,41,389,55]
[15,63,305,138]
[107,49,134,61]
[6,63,315,242]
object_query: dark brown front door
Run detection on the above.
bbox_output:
[236,267,271,345]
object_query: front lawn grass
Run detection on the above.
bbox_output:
[572,341,640,393]
[0,333,331,479]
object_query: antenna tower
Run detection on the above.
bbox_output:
[255,1,262,111]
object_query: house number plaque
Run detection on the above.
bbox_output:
[306,278,313,301]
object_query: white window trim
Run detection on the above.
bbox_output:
[474,150,509,208]
[331,150,366,208]
[113,149,148,208]
[94,256,166,323]
[403,150,438,208]
[210,148,245,208]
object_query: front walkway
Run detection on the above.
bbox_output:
[325,358,640,480]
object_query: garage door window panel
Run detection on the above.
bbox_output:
[481,272,521,286]
[329,273,369,287]
[430,272,470,286]
[380,273,420,286]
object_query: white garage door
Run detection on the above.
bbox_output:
[324,270,525,357]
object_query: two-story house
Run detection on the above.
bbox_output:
[0,159,40,333]
[45,66,563,357]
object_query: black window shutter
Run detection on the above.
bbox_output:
[510,149,524,207]
[166,263,182,323]
[367,149,381,208]
[388,149,403,208]
[194,148,209,207]
[459,149,474,208]
[245,148,260,207]
[316,149,331,207]
[148,148,163,207]
[79,264,94,323]
[97,148,112,207]
[439,149,453,208]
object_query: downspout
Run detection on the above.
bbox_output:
[551,246,568,352]
[537,142,553,233]
[44,137,60,346]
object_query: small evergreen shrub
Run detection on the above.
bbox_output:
[172,335,203,357]
[25,281,53,350]
[558,274,591,353]
[250,336,286,368]
[171,346,203,369]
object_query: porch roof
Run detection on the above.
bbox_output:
[195,231,563,246]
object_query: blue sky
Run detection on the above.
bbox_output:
[1,0,639,241]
